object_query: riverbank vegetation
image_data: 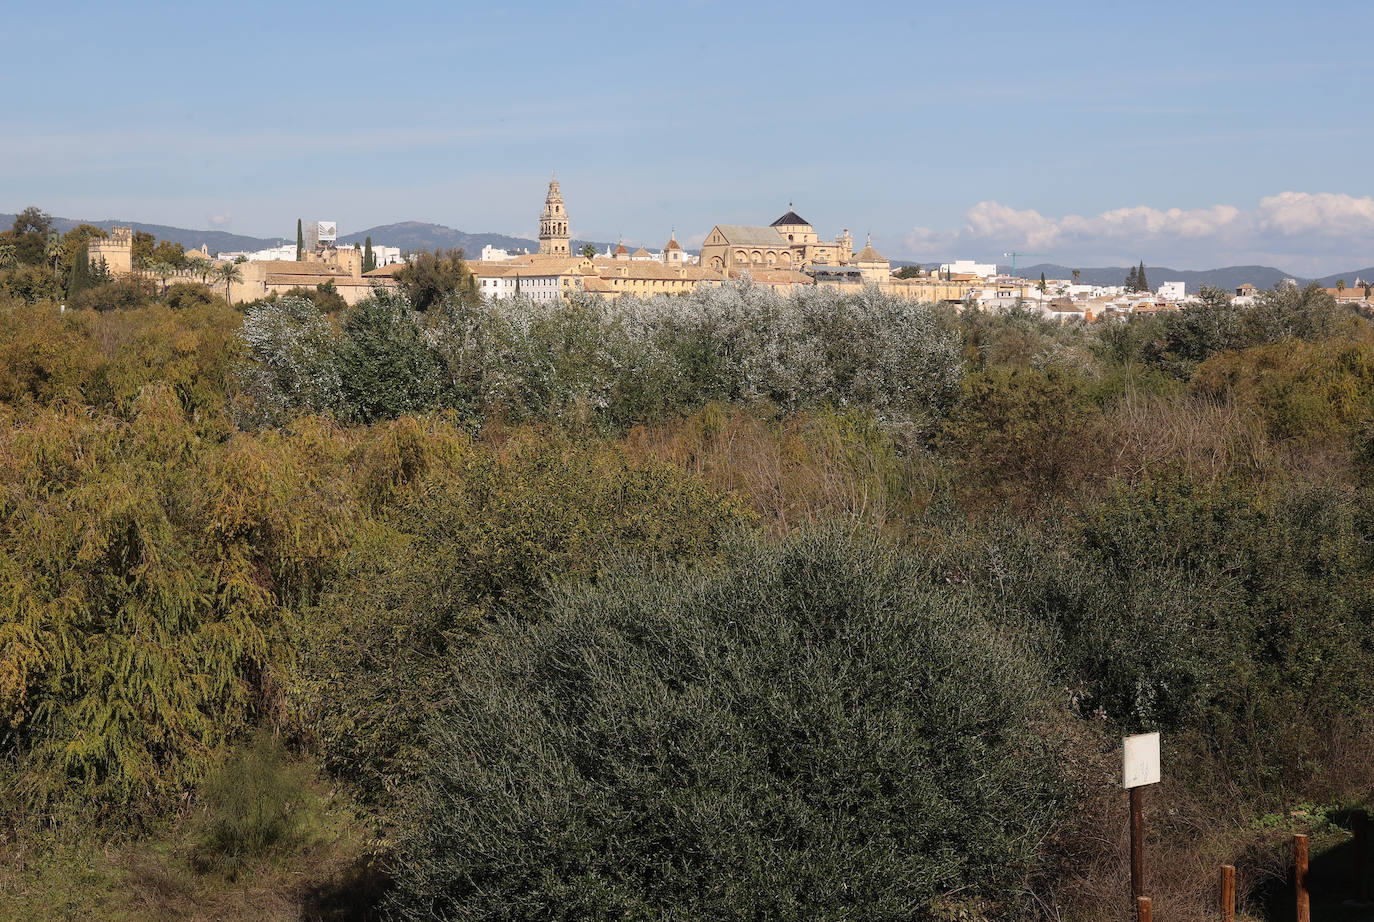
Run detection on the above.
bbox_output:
[2,257,1372,920]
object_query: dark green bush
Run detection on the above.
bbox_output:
[922,479,1374,802]
[191,733,314,878]
[162,281,220,311]
[298,432,750,811]
[390,525,1081,921]
[69,276,157,312]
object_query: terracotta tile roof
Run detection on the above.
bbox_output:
[709,225,787,247]
[265,273,390,288]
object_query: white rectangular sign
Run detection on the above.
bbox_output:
[1122,732,1161,788]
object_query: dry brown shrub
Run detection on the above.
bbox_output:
[1102,390,1276,489]
[622,404,940,535]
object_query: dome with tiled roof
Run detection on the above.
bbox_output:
[770,206,811,228]
[614,239,628,255]
[664,230,681,251]
[853,233,886,264]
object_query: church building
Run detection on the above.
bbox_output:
[698,208,859,273]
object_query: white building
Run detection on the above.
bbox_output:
[472,265,568,302]
[369,245,403,267]
[1156,281,1185,301]
[216,243,299,262]
[940,259,998,279]
[969,287,1024,311]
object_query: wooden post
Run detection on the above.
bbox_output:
[1356,809,1369,902]
[1131,787,1145,902]
[1136,895,1152,922]
[1295,833,1310,922]
[1220,864,1235,922]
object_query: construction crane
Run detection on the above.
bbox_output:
[1002,252,1050,278]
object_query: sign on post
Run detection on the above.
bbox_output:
[1123,732,1162,920]
[1123,732,1161,788]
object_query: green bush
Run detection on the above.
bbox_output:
[337,288,441,423]
[191,732,313,878]
[298,430,750,811]
[389,525,1081,921]
[69,276,157,312]
[921,479,1374,801]
[941,364,1105,505]
[162,281,220,311]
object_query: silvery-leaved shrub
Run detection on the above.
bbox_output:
[235,296,343,427]
[235,282,963,432]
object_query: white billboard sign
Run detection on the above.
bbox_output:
[316,221,337,242]
[1122,732,1161,789]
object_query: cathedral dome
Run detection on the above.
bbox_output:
[770,209,810,228]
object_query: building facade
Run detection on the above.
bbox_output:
[698,208,853,273]
[87,226,134,275]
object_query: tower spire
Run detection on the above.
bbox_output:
[538,173,570,256]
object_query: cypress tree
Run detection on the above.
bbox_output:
[363,237,376,274]
[1137,262,1149,293]
[296,219,304,261]
[1038,271,1047,292]
[67,252,91,298]
[1125,266,1138,291]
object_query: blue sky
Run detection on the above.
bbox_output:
[6,0,1373,273]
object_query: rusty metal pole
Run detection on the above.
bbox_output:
[1295,833,1310,922]
[1131,787,1145,903]
[1356,810,1369,902]
[1136,895,1152,922]
[1220,864,1236,922]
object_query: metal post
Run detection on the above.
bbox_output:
[1220,864,1235,922]
[1295,833,1310,922]
[1136,895,1152,922]
[1131,787,1145,902]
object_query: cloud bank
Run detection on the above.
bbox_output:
[898,192,1374,276]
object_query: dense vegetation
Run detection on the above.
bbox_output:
[2,207,1373,920]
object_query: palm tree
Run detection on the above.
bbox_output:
[45,232,62,276]
[187,255,212,284]
[215,261,243,305]
[151,261,175,296]
[1337,279,1346,292]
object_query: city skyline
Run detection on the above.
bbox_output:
[7,0,1373,274]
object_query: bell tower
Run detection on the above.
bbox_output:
[539,174,571,256]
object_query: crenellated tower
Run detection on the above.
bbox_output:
[539,174,571,256]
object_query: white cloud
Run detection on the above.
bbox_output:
[1256,192,1374,236]
[208,213,232,227]
[897,192,1374,275]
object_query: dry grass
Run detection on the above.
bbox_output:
[623,404,942,535]
[1102,390,1276,490]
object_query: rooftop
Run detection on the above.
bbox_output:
[770,210,811,228]
[710,225,788,246]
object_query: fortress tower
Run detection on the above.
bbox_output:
[539,175,571,256]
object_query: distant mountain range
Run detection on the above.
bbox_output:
[0,215,618,260]
[337,221,618,257]
[1008,263,1374,291]
[0,213,281,256]
[8,213,1372,287]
